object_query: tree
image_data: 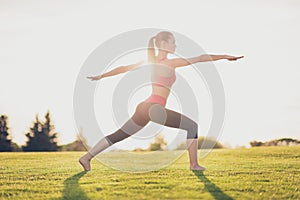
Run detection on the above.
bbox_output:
[148,135,167,151]
[23,111,60,151]
[0,114,13,152]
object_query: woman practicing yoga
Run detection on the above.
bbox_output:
[79,31,243,171]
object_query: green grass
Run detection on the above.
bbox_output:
[0,146,299,200]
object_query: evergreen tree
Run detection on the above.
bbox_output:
[23,111,60,151]
[0,114,13,152]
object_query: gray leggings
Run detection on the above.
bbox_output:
[105,101,198,145]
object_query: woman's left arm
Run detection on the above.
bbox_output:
[164,54,244,69]
[199,54,244,62]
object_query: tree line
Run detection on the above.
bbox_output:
[250,138,300,147]
[1,111,226,152]
[0,111,86,152]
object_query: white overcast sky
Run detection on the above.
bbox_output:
[1,0,299,149]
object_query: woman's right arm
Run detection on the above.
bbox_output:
[87,66,126,81]
[87,60,145,81]
[164,54,244,68]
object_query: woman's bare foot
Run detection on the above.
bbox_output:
[79,156,91,171]
[190,164,206,171]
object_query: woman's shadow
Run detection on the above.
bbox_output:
[192,171,233,200]
[61,171,90,200]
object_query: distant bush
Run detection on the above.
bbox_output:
[60,134,87,151]
[148,135,167,151]
[60,139,86,151]
[250,138,300,147]
[11,142,22,152]
[132,135,168,152]
[176,136,224,150]
[198,136,224,149]
[132,148,148,152]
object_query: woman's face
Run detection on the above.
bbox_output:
[161,35,176,54]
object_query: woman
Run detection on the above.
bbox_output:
[79,31,243,171]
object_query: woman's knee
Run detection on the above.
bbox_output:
[106,115,148,145]
[180,118,198,139]
[187,121,198,139]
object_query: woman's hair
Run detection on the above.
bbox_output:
[148,31,173,63]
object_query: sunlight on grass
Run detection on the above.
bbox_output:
[0,146,299,199]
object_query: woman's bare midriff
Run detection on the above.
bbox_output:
[151,85,171,99]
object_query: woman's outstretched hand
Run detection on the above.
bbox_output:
[87,75,102,81]
[224,55,244,61]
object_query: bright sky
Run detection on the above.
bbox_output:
[1,0,299,149]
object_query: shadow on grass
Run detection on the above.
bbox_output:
[192,171,233,200]
[61,171,90,200]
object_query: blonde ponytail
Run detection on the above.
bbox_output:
[148,36,156,63]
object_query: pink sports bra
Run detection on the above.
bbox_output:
[152,58,176,88]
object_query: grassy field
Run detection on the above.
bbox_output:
[0,146,299,200]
